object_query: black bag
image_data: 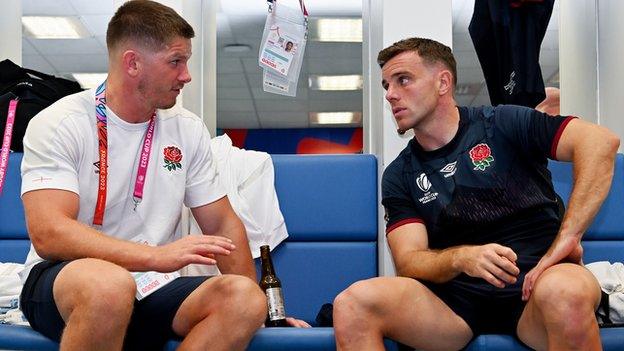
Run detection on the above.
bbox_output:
[0,59,83,152]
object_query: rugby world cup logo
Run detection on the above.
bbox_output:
[416,173,432,192]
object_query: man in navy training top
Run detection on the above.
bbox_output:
[333,37,620,351]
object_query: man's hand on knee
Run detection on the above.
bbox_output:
[522,235,583,301]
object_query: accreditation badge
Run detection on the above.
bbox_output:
[129,234,180,301]
[259,25,299,76]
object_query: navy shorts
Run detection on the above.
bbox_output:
[423,256,539,336]
[20,260,209,350]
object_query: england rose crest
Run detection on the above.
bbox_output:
[163,146,183,171]
[469,143,494,171]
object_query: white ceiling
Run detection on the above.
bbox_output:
[20,0,559,129]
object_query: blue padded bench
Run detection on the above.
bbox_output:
[0,153,399,350]
[3,152,624,351]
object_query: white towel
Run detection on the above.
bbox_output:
[0,263,23,308]
[586,261,624,323]
[0,308,29,326]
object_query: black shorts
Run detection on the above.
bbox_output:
[424,256,539,336]
[20,260,209,350]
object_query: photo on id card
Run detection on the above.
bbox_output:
[260,25,299,76]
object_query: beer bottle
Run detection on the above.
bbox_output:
[259,245,289,327]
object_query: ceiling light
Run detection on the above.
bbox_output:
[222,44,252,53]
[311,18,362,42]
[309,75,363,91]
[310,112,362,125]
[72,73,108,89]
[22,16,89,39]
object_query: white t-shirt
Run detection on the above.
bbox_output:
[19,89,226,282]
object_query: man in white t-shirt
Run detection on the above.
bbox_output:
[19,1,267,350]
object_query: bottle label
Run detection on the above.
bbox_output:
[265,287,286,320]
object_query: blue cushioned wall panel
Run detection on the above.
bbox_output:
[272,155,377,241]
[255,242,377,323]
[0,240,30,263]
[549,155,624,240]
[0,152,27,239]
[582,241,624,264]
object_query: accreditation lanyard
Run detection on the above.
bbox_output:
[93,82,156,226]
[0,99,18,196]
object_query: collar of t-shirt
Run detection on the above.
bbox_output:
[410,106,469,161]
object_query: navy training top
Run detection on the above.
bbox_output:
[382,105,574,260]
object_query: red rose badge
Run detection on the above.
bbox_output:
[163,146,183,171]
[469,143,494,171]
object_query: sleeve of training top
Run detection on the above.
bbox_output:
[492,104,576,160]
[381,163,424,235]
[184,120,227,208]
[21,110,82,196]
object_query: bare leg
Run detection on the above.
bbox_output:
[53,259,136,351]
[517,263,602,351]
[172,274,267,351]
[333,277,473,351]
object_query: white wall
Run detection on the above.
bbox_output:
[0,0,22,65]
[560,0,624,151]
[597,0,624,148]
[364,0,452,277]
[183,0,218,136]
[559,0,597,123]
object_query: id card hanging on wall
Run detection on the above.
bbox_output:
[259,0,308,97]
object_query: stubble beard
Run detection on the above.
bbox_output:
[137,78,176,110]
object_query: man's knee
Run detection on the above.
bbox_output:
[212,275,267,319]
[334,278,387,322]
[532,263,599,313]
[55,259,136,320]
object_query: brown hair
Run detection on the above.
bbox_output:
[378,37,457,85]
[106,0,195,53]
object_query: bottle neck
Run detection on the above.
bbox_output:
[260,247,276,276]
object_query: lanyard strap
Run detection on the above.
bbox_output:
[268,0,309,18]
[298,0,308,18]
[93,82,155,226]
[0,99,18,196]
[133,117,155,207]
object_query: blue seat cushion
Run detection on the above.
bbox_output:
[164,327,400,351]
[466,328,624,351]
[0,325,57,351]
